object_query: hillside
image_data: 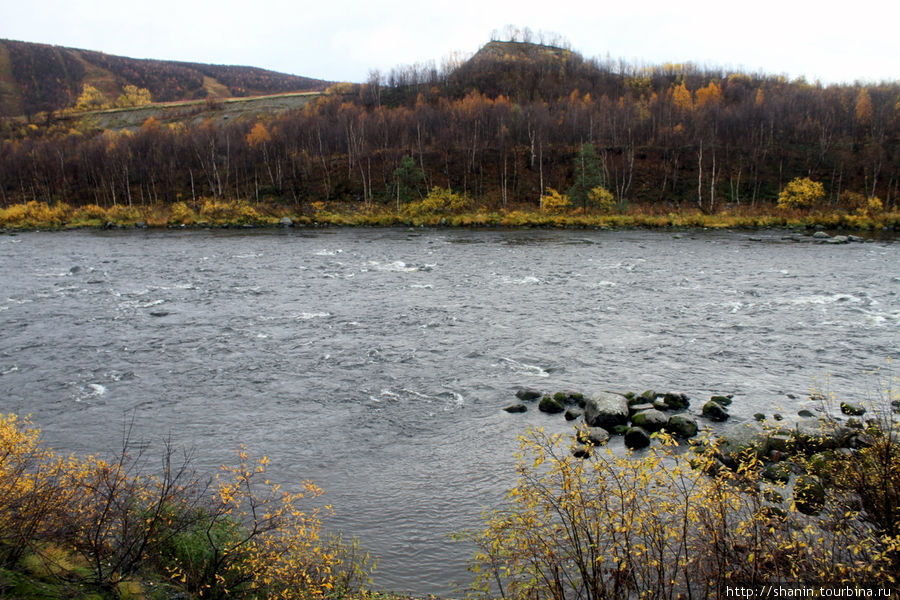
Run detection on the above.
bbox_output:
[0,39,331,117]
[0,38,897,219]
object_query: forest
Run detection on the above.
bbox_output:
[0,39,898,221]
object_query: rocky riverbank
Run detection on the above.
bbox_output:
[506,386,900,515]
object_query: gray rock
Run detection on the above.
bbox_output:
[564,409,583,421]
[847,235,864,242]
[812,230,830,239]
[577,427,611,446]
[665,414,699,438]
[279,217,294,227]
[516,388,542,401]
[662,392,690,410]
[584,391,630,431]
[702,400,730,422]
[624,426,652,449]
[538,396,565,414]
[503,404,528,414]
[630,409,668,432]
[628,402,655,415]
[825,235,849,244]
[719,421,770,458]
[793,418,852,450]
[797,409,815,418]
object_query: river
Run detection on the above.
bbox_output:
[0,227,896,595]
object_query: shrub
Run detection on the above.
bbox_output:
[540,188,570,213]
[105,204,143,224]
[588,186,616,213]
[199,199,262,224]
[777,177,826,210]
[0,415,372,599]
[168,201,197,225]
[469,426,898,599]
[402,186,473,218]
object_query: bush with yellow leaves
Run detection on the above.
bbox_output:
[401,186,474,219]
[777,177,826,210]
[468,425,898,599]
[0,414,371,599]
[540,188,570,213]
[198,199,263,224]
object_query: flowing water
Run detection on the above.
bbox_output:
[0,227,897,595]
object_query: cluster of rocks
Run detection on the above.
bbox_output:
[773,229,876,244]
[507,386,898,517]
[705,401,892,515]
[507,388,713,452]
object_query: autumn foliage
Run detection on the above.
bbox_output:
[0,414,371,599]
[469,427,899,599]
[1,40,897,219]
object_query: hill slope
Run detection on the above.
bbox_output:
[0,39,331,117]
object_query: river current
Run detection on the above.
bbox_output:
[0,227,896,595]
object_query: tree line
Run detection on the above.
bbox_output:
[1,42,897,213]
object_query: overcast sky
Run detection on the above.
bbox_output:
[2,0,898,85]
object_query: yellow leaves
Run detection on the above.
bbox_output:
[115,85,152,108]
[246,122,272,148]
[672,81,693,112]
[695,81,723,109]
[75,84,109,111]
[540,187,570,213]
[777,177,826,210]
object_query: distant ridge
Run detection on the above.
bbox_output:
[0,39,332,117]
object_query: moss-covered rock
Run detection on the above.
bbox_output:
[710,394,734,406]
[538,396,565,414]
[663,392,691,410]
[515,388,542,401]
[630,409,668,432]
[665,414,699,439]
[564,408,583,421]
[793,476,826,515]
[702,400,730,422]
[762,462,792,483]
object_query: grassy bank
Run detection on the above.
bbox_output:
[1,199,899,232]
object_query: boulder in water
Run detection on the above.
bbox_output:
[516,388,542,401]
[702,400,730,422]
[665,414,699,439]
[630,409,668,432]
[538,396,565,414]
[624,426,652,449]
[584,391,630,431]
